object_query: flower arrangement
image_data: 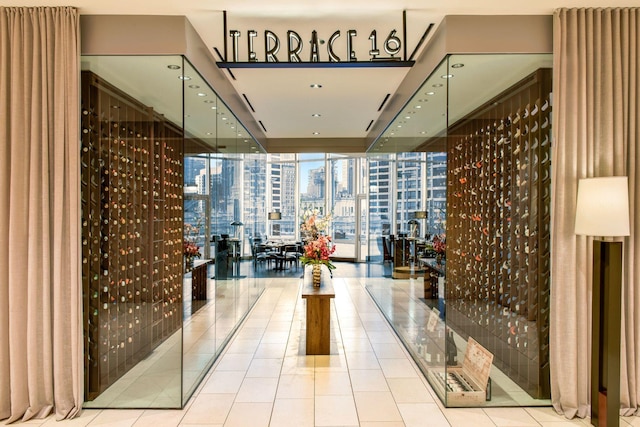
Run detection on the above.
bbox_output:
[300,208,332,242]
[299,209,336,271]
[184,223,202,258]
[300,235,336,270]
[432,234,446,255]
[184,241,201,258]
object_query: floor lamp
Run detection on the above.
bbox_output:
[575,176,630,427]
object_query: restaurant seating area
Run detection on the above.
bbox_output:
[249,237,304,272]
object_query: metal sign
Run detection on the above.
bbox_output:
[215,11,431,68]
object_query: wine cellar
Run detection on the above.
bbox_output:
[445,68,552,398]
[81,71,184,400]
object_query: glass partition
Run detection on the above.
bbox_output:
[182,59,266,404]
[80,55,265,409]
[366,53,552,407]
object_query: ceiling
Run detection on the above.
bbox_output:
[5,0,630,153]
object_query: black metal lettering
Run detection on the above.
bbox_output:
[327,30,341,62]
[309,30,320,62]
[229,30,240,62]
[247,30,258,62]
[265,30,280,62]
[287,30,303,62]
[347,29,357,62]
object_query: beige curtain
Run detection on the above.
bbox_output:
[551,7,640,418]
[0,7,82,422]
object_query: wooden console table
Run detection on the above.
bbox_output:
[192,259,211,301]
[419,258,445,300]
[301,266,335,355]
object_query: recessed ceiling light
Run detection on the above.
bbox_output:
[221,117,227,121]
[432,83,443,87]
[397,125,402,128]
[188,84,200,89]
[311,113,321,117]
[426,92,435,96]
[390,132,395,135]
[231,126,235,129]
[197,93,207,97]
[310,84,323,88]
[312,132,320,135]
[167,65,181,70]
[415,105,422,109]
[451,63,465,68]
[418,99,427,102]
[203,100,215,104]
[405,116,411,119]
[441,74,454,79]
[206,132,213,135]
[178,75,191,80]
[420,131,426,134]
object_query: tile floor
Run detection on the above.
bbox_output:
[12,275,639,426]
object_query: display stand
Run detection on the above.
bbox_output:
[301,265,335,355]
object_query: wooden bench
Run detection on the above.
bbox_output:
[301,265,335,355]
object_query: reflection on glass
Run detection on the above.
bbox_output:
[81,55,185,409]
[79,54,266,410]
[366,53,552,408]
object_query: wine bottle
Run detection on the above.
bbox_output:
[446,329,458,366]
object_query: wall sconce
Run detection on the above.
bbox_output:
[268,211,281,220]
[575,176,630,427]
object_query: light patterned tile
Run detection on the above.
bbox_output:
[180,394,234,425]
[371,342,408,359]
[345,351,381,370]
[200,371,245,394]
[350,369,389,392]
[224,402,272,427]
[397,403,451,427]
[315,371,353,396]
[85,410,144,426]
[246,357,283,378]
[214,353,253,372]
[315,395,359,427]
[443,407,496,427]
[353,391,403,422]
[132,410,186,427]
[235,377,278,403]
[379,358,420,378]
[484,407,541,426]
[254,342,287,359]
[270,398,314,427]
[387,378,434,403]
[276,373,315,399]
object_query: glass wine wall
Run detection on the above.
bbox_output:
[446,69,552,398]
[81,71,184,400]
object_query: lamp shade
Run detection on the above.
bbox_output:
[414,211,428,219]
[575,176,630,237]
[268,212,281,220]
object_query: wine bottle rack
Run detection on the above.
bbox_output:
[445,68,551,398]
[81,71,183,400]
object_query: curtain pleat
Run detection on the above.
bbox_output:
[0,7,82,422]
[551,7,640,419]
